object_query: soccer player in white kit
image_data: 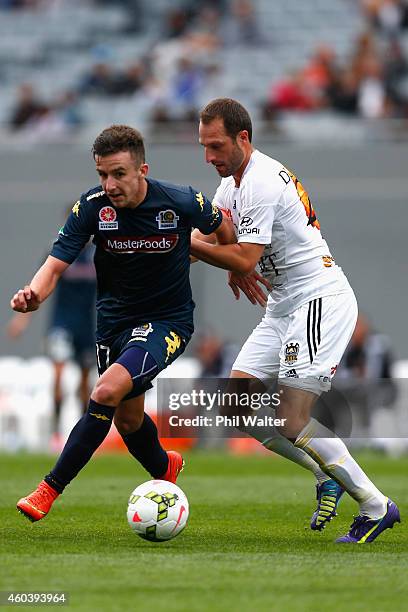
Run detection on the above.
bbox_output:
[191,98,400,543]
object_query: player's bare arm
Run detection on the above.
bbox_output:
[190,208,236,257]
[10,255,69,313]
[191,216,270,305]
[190,238,265,276]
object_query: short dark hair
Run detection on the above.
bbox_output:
[200,98,252,142]
[92,124,145,164]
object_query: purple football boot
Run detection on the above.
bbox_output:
[336,499,400,543]
[311,479,345,531]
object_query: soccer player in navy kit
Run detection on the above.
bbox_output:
[12,124,232,522]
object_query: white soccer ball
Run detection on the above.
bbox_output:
[127,479,189,542]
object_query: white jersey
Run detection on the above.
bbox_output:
[213,150,352,317]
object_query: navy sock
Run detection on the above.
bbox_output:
[121,413,168,478]
[45,399,114,493]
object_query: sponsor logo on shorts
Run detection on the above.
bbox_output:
[284,342,300,364]
[131,323,154,338]
[318,375,331,383]
[102,235,179,253]
[284,369,298,378]
[99,206,118,230]
[156,209,179,229]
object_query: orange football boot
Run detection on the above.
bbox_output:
[160,451,184,484]
[17,480,59,522]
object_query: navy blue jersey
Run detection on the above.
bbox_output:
[51,178,222,342]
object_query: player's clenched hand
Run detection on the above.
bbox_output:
[10,286,40,313]
[228,271,271,307]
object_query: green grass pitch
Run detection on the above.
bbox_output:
[1,450,407,611]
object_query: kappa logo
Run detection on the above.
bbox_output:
[284,342,300,364]
[99,206,118,230]
[196,192,204,212]
[90,412,110,421]
[156,209,179,229]
[72,200,81,217]
[164,331,182,362]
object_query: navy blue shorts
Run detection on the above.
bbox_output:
[95,321,191,399]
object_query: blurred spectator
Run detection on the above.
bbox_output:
[78,62,118,96]
[112,62,145,96]
[265,70,317,115]
[361,0,408,36]
[301,44,338,99]
[162,7,191,39]
[54,90,83,128]
[357,55,389,117]
[9,83,46,130]
[194,330,239,378]
[224,0,264,46]
[337,313,397,428]
[383,38,408,113]
[327,67,359,115]
[171,57,204,119]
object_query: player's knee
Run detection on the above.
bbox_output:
[91,379,121,406]
[114,412,144,435]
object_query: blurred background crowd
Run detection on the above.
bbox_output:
[3,0,408,142]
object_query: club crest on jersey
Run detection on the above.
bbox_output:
[99,206,118,230]
[156,209,179,229]
[285,342,300,364]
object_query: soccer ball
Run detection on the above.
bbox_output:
[127,480,189,542]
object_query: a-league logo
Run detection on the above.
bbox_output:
[284,342,300,364]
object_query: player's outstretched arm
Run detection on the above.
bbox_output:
[10,256,69,313]
[190,238,265,276]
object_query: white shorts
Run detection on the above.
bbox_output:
[232,291,358,394]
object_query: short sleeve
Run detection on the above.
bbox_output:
[237,178,282,244]
[189,188,222,235]
[51,196,95,263]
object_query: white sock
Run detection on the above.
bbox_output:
[237,406,329,483]
[295,418,388,519]
[263,434,329,484]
